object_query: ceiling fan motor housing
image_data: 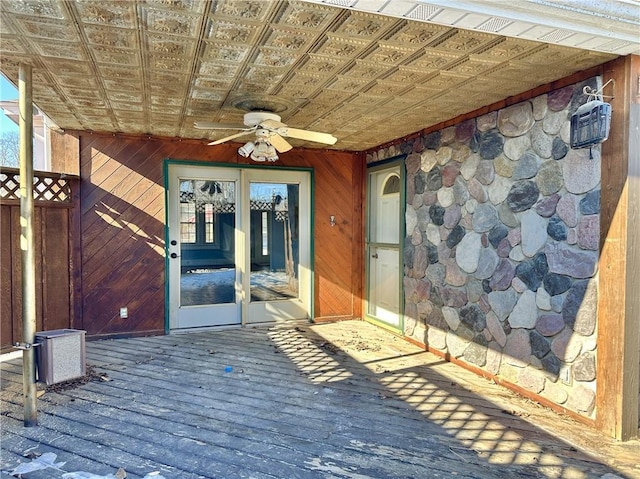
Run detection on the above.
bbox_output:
[244,111,281,127]
[255,129,272,139]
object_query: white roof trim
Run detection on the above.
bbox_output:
[303,0,640,55]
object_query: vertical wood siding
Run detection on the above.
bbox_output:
[77,134,363,337]
[596,55,640,440]
[0,203,75,350]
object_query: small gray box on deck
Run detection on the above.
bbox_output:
[35,329,86,385]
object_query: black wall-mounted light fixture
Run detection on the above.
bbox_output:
[570,79,614,158]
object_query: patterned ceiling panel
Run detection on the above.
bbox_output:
[431,29,497,54]
[0,0,620,151]
[325,75,371,94]
[383,21,450,46]
[345,95,387,110]
[74,2,136,28]
[340,60,382,80]
[202,42,251,63]
[93,46,139,65]
[207,19,263,44]
[33,40,86,61]
[146,11,201,37]
[283,71,326,90]
[2,1,65,18]
[405,51,460,72]
[382,67,429,85]
[84,25,137,51]
[262,26,317,52]
[212,0,274,22]
[332,10,396,38]
[471,37,537,61]
[273,83,315,101]
[253,47,299,68]
[277,0,338,30]
[308,89,353,108]
[298,54,343,75]
[363,80,411,98]
[18,18,78,41]
[362,42,420,65]
[326,103,370,121]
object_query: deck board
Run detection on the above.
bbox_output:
[2,320,639,479]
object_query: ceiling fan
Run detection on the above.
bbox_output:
[194,111,337,162]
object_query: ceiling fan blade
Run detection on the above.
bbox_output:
[195,121,247,130]
[260,118,287,129]
[208,130,254,145]
[278,127,337,145]
[269,133,293,153]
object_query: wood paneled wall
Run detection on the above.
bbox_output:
[596,55,640,440]
[75,133,363,338]
[1,203,75,351]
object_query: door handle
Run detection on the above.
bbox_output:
[371,253,378,258]
[170,253,178,259]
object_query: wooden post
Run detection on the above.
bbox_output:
[19,63,37,427]
[597,54,640,440]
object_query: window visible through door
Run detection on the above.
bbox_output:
[167,164,312,330]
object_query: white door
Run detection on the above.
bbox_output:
[167,165,242,329]
[243,169,311,325]
[366,166,401,329]
[167,165,311,329]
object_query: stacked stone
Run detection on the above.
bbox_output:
[399,78,601,418]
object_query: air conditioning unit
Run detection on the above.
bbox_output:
[35,329,86,385]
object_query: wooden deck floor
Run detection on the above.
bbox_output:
[1,320,639,479]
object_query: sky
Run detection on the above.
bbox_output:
[1,75,19,133]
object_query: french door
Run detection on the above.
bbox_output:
[167,164,311,330]
[366,164,402,330]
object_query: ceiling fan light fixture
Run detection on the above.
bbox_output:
[238,141,255,157]
[250,151,279,162]
[250,140,278,162]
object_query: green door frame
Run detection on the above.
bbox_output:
[364,156,406,333]
[162,159,315,333]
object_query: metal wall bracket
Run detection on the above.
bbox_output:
[583,78,615,101]
[13,342,40,350]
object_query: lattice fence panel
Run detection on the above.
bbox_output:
[177,193,289,216]
[0,170,73,202]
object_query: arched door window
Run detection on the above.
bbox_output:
[382,174,400,195]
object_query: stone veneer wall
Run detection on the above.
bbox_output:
[366,78,602,419]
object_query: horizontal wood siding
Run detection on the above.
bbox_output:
[76,133,363,337]
[0,203,74,350]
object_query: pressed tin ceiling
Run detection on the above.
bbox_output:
[0,0,636,152]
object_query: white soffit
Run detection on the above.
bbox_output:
[304,0,640,55]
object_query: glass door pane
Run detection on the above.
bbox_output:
[249,182,299,302]
[169,165,310,329]
[179,179,236,306]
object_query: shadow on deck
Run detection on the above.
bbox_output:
[1,320,639,478]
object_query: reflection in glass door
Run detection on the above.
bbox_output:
[179,179,236,306]
[249,182,299,302]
